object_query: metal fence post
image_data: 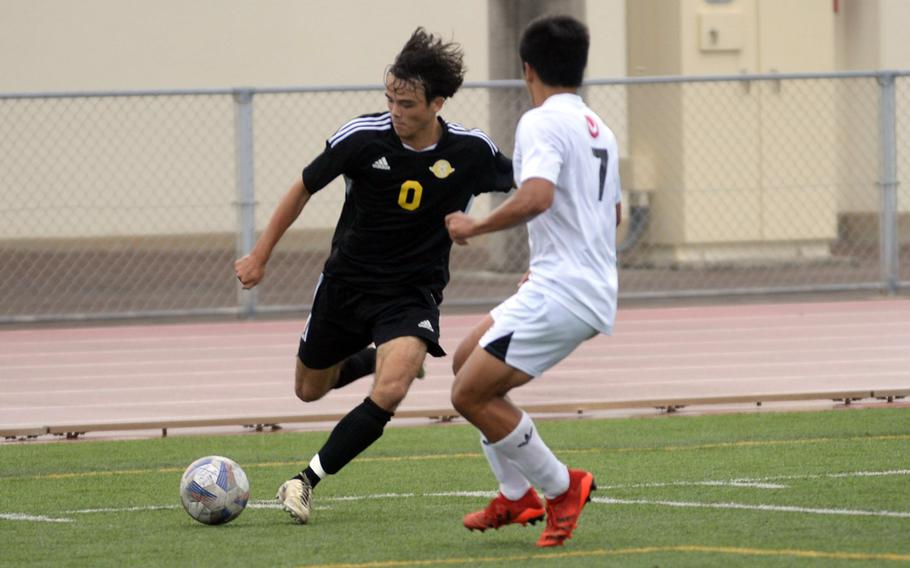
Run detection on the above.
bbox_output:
[877,73,899,294]
[233,88,257,317]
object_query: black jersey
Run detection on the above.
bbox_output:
[302,112,514,297]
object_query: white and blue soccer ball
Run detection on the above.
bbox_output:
[179,455,250,525]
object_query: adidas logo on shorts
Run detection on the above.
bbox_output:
[371,156,390,170]
[417,319,434,332]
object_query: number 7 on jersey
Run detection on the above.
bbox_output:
[591,148,608,202]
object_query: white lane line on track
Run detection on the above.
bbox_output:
[28,341,905,365]
[3,324,908,358]
[567,344,910,361]
[0,367,292,385]
[5,352,910,375]
[546,357,910,375]
[0,355,289,371]
[0,332,296,348]
[5,363,910,393]
[4,371,910,410]
[0,344,295,360]
[614,321,910,336]
[4,330,909,365]
[1,312,906,349]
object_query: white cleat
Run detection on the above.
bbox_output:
[276,478,312,524]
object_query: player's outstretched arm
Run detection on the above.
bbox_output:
[234,179,311,289]
[445,177,554,245]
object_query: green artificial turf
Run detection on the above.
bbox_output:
[1,407,908,567]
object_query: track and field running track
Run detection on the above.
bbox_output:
[1,298,909,441]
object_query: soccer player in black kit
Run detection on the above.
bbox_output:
[234,28,513,524]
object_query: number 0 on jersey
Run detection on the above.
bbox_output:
[398,180,423,211]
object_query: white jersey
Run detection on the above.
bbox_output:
[513,93,621,334]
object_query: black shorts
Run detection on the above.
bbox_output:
[297,276,446,369]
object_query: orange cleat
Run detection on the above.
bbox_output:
[463,488,546,532]
[536,469,596,547]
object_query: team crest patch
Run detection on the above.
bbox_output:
[429,159,455,179]
[585,115,599,138]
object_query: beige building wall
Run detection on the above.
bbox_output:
[834,0,910,225]
[1,0,625,239]
[1,0,628,93]
[0,1,483,238]
[0,0,491,92]
[3,0,905,247]
[628,0,843,263]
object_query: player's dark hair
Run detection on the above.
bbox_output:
[519,15,589,88]
[388,27,465,102]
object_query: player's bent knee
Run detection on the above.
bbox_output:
[450,383,477,418]
[294,383,325,403]
[294,364,334,402]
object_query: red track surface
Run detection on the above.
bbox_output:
[2,298,909,441]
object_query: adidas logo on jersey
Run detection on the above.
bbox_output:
[417,319,434,332]
[372,156,390,170]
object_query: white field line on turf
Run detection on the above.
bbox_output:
[604,480,787,489]
[729,469,910,484]
[601,469,910,490]
[65,505,178,514]
[596,497,910,518]
[71,493,910,520]
[0,513,73,523]
[8,470,909,523]
[9,497,909,524]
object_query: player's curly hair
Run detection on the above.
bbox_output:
[388,28,465,102]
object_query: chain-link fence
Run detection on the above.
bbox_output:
[1,72,907,323]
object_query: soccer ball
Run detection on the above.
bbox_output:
[179,455,250,525]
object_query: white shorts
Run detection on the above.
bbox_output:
[480,284,598,378]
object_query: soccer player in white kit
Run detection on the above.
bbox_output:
[445,15,621,547]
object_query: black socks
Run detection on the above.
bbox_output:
[302,397,393,488]
[332,347,377,390]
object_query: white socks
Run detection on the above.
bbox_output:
[487,411,570,500]
[481,434,532,500]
